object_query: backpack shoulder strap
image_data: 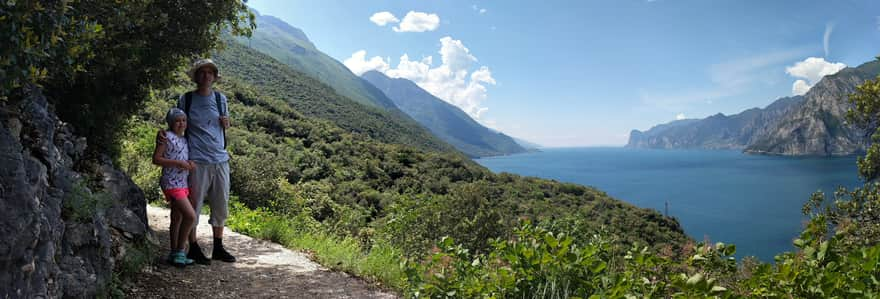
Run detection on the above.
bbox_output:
[184,91,193,115]
[214,91,224,116]
[215,91,227,149]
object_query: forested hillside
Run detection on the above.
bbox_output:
[235,11,399,110]
[213,40,457,154]
[121,42,689,257]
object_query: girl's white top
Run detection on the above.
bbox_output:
[159,130,189,190]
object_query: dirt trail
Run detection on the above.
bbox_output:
[124,205,397,298]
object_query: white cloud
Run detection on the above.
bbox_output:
[344,36,496,122]
[675,113,686,120]
[393,11,440,32]
[342,50,389,76]
[785,57,846,95]
[472,5,487,14]
[823,23,833,57]
[791,80,811,96]
[438,36,477,70]
[471,66,496,84]
[369,11,399,26]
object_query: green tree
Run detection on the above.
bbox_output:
[848,56,880,181]
[3,0,255,153]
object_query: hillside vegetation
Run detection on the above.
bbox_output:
[121,50,689,256]
[235,12,399,110]
[7,1,880,296]
[213,40,457,154]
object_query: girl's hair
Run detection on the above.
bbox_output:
[166,108,186,130]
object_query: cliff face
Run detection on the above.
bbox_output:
[628,60,879,155]
[744,66,875,155]
[0,87,150,298]
[627,96,804,150]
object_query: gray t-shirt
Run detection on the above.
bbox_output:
[177,91,229,163]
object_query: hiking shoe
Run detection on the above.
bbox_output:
[169,251,194,265]
[171,252,188,268]
[212,244,237,263]
[187,243,212,265]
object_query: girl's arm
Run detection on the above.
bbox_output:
[152,140,186,169]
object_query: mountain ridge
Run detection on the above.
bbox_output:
[235,13,397,110]
[361,70,527,158]
[627,59,880,155]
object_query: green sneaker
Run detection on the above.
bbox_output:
[183,255,194,265]
[172,252,188,268]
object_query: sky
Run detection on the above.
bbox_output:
[246,0,880,147]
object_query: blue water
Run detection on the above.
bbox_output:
[475,147,861,261]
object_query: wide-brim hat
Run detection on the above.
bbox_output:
[188,58,221,83]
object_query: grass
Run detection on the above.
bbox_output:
[225,201,407,290]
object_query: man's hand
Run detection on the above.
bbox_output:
[155,130,167,145]
[219,116,230,129]
[177,160,196,171]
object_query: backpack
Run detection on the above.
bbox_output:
[184,91,227,149]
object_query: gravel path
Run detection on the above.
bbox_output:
[124,205,397,298]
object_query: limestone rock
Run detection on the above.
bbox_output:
[0,86,151,298]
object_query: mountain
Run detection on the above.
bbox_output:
[361,71,527,157]
[627,96,804,150]
[628,59,880,155]
[512,136,544,151]
[744,61,879,155]
[214,40,457,154]
[235,11,397,110]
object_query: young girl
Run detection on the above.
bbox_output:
[152,108,197,267]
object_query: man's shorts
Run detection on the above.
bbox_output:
[189,161,230,227]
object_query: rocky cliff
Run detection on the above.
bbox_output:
[0,87,150,298]
[744,62,878,155]
[627,60,880,155]
[627,96,804,150]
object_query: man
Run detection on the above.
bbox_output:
[161,58,236,264]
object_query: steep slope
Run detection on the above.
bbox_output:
[213,40,457,154]
[628,59,880,155]
[512,136,543,151]
[627,96,804,149]
[235,12,397,110]
[362,70,527,158]
[744,60,880,155]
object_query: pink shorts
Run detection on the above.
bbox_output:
[162,188,190,202]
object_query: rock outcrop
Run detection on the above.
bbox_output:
[627,96,804,150]
[627,60,880,155]
[0,86,150,298]
[743,64,877,155]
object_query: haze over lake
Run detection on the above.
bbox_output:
[476,147,861,261]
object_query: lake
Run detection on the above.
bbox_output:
[475,147,861,261]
